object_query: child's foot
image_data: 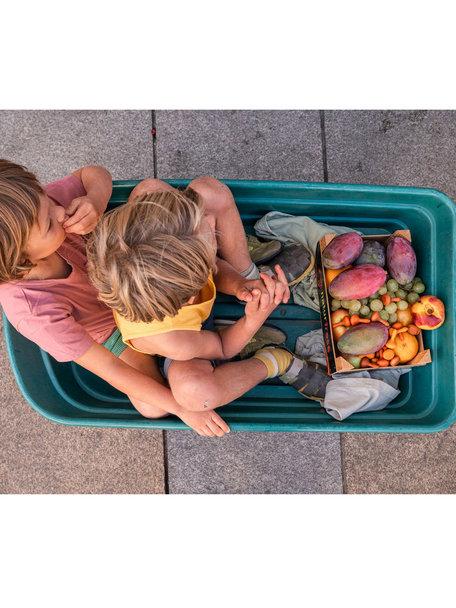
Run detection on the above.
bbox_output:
[246,234,283,264]
[253,346,330,401]
[214,320,287,359]
[259,243,315,286]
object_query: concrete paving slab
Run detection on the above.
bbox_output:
[326,110,456,493]
[0,315,165,494]
[167,431,343,494]
[324,109,456,201]
[156,110,324,180]
[0,110,154,182]
[341,428,456,494]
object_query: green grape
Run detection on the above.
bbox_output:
[413,276,422,284]
[379,310,390,321]
[360,298,368,306]
[387,290,396,298]
[413,282,425,294]
[385,302,397,314]
[331,299,341,310]
[360,305,371,316]
[369,291,379,300]
[370,299,383,312]
[406,292,420,304]
[341,300,350,309]
[404,282,414,290]
[396,289,407,299]
[397,299,409,311]
[387,279,399,292]
[378,285,388,295]
[349,299,361,312]
[389,312,398,323]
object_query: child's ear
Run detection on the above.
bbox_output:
[186,295,197,305]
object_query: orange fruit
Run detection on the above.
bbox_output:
[391,332,419,363]
[325,265,352,286]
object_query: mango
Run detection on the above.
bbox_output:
[386,236,417,285]
[328,264,387,300]
[337,322,389,356]
[322,232,363,269]
[354,240,385,267]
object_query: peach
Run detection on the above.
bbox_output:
[411,295,445,330]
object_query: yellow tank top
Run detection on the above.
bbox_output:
[114,272,216,352]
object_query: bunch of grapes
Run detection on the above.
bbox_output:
[330,276,426,323]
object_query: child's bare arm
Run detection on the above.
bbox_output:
[64,165,113,234]
[74,341,230,436]
[133,270,288,361]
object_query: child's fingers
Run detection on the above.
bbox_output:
[275,264,290,303]
[274,281,287,305]
[274,264,288,286]
[238,287,253,302]
[259,272,276,310]
[64,209,94,230]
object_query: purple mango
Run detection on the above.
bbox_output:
[322,232,364,270]
[386,236,417,285]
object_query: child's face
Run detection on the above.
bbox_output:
[25,194,68,262]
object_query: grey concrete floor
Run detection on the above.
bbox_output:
[0,110,455,494]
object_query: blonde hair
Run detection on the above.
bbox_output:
[0,159,44,283]
[87,187,217,323]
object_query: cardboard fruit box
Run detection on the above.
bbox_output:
[315,229,432,374]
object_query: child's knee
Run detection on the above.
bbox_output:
[128,398,170,419]
[170,365,221,411]
[188,177,233,212]
[127,178,173,203]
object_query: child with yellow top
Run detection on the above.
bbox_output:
[87,177,330,419]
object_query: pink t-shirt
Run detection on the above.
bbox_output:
[0,175,116,362]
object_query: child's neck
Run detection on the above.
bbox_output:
[26,252,72,281]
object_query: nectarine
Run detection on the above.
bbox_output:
[411,295,445,330]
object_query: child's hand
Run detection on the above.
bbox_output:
[244,266,288,321]
[236,268,290,311]
[236,278,271,310]
[178,408,230,437]
[269,265,290,304]
[63,195,102,235]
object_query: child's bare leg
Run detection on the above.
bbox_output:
[167,357,268,412]
[187,177,252,273]
[118,346,169,418]
[126,178,175,203]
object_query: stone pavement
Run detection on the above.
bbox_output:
[0,110,454,494]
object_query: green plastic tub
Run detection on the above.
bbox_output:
[3,179,456,432]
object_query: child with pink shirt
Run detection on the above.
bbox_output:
[0,159,233,437]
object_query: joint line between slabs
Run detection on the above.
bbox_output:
[319,110,329,182]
